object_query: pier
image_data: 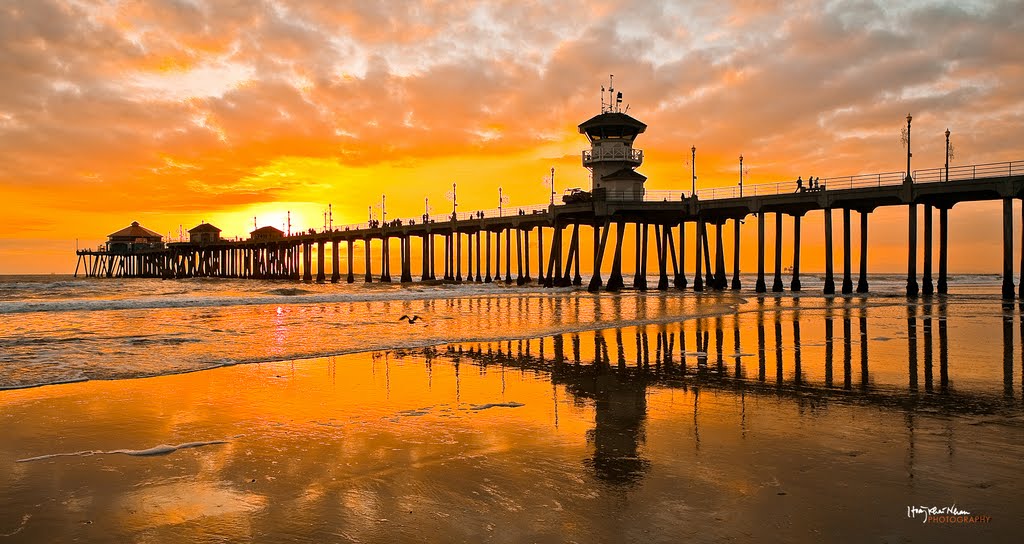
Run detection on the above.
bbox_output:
[75,159,1024,299]
[75,98,1024,299]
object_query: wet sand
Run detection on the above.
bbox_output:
[2,298,1023,542]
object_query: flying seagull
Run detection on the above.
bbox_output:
[398,315,424,324]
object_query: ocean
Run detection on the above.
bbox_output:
[0,273,1007,390]
[1,273,1022,542]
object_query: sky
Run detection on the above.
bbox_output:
[1,0,1023,274]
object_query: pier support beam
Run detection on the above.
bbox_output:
[456,231,462,282]
[693,218,704,292]
[938,208,948,294]
[572,226,582,286]
[523,229,531,283]
[857,211,870,293]
[421,235,429,282]
[476,231,483,282]
[731,218,741,290]
[656,225,669,291]
[907,204,919,297]
[363,238,372,283]
[303,243,313,282]
[589,222,610,293]
[506,227,513,283]
[347,241,355,283]
[790,215,802,292]
[401,236,413,283]
[429,234,437,280]
[772,213,784,292]
[606,222,626,292]
[466,232,473,282]
[841,209,852,294]
[536,227,545,285]
[756,212,766,293]
[381,235,392,283]
[714,222,726,290]
[497,230,503,284]
[516,228,524,285]
[675,223,687,289]
[485,231,492,282]
[633,223,648,290]
[702,224,713,288]
[823,209,835,294]
[1003,197,1015,300]
[923,204,934,296]
[331,240,340,283]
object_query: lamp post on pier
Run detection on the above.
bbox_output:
[498,187,510,217]
[739,154,744,197]
[945,128,951,182]
[690,145,697,197]
[547,168,555,206]
[446,183,458,220]
[904,114,913,184]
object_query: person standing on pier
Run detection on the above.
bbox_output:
[796,176,803,192]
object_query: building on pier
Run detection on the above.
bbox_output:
[188,222,221,244]
[250,226,284,241]
[106,221,163,253]
[579,84,647,201]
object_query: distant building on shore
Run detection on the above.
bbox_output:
[188,222,222,244]
[250,226,284,241]
[106,221,163,253]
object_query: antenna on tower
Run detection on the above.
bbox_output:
[608,74,614,112]
[600,85,606,113]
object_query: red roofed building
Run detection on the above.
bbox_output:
[106,221,164,253]
[188,222,222,244]
[250,226,284,241]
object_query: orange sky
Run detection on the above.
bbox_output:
[1,0,1023,274]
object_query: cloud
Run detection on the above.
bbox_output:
[0,0,1021,225]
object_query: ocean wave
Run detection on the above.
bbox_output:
[0,284,554,314]
[265,288,313,296]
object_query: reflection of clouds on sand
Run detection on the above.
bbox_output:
[116,481,266,532]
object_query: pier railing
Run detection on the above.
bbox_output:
[582,147,643,165]
[913,160,1023,183]
[293,159,1024,235]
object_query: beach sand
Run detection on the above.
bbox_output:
[2,297,1023,542]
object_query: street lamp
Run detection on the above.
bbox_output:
[498,187,510,217]
[945,128,951,182]
[690,145,696,197]
[446,182,457,219]
[424,197,430,221]
[904,114,913,183]
[739,154,744,197]
[381,194,387,224]
[547,167,555,206]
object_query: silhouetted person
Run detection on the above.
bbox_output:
[795,176,803,192]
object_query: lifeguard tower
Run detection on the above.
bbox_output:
[578,76,647,201]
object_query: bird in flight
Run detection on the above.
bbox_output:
[398,315,424,324]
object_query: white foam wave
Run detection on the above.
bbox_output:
[16,439,228,463]
[0,284,560,314]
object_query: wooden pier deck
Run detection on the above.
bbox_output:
[76,159,1024,298]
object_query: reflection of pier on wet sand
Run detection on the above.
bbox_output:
[401,299,1024,419]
